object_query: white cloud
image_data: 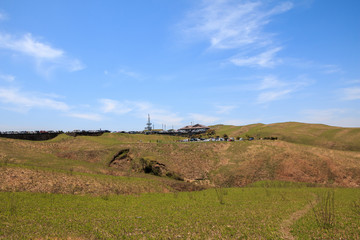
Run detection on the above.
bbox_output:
[0,87,69,112]
[0,74,15,82]
[258,75,286,90]
[67,113,103,121]
[255,75,310,104]
[118,68,141,79]
[230,47,282,68]
[321,64,342,74]
[302,109,345,123]
[103,68,144,82]
[0,87,106,121]
[181,0,292,68]
[215,105,236,114]
[223,118,261,126]
[301,108,360,127]
[0,11,8,21]
[182,1,292,50]
[150,111,184,127]
[347,79,360,84]
[257,89,292,104]
[342,87,360,100]
[0,33,63,59]
[188,113,219,125]
[99,99,184,127]
[100,99,133,114]
[0,33,85,75]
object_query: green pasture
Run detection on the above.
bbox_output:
[1,186,359,239]
[211,122,360,151]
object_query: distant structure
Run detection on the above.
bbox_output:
[178,124,210,134]
[145,114,152,131]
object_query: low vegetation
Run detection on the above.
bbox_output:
[0,122,359,239]
[1,185,359,239]
[211,122,360,151]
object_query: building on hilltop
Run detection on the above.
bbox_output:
[178,124,210,133]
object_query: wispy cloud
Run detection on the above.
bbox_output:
[0,33,63,59]
[342,87,360,100]
[0,33,85,75]
[99,99,184,126]
[0,74,15,82]
[301,108,360,127]
[257,89,293,104]
[321,64,343,74]
[100,99,133,114]
[0,11,7,21]
[181,0,293,68]
[182,1,292,49]
[230,47,282,68]
[215,105,237,114]
[188,113,219,125]
[255,75,310,104]
[258,75,286,90]
[104,67,143,81]
[118,68,142,79]
[67,113,103,121]
[0,86,106,121]
[0,87,70,112]
[224,118,261,126]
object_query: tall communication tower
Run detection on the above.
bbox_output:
[145,114,152,131]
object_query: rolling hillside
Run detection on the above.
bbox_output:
[210,122,360,151]
[1,122,360,194]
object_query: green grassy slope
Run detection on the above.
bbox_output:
[211,122,360,151]
[1,187,359,239]
[1,129,360,190]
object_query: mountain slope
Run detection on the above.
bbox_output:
[1,124,360,191]
[211,122,360,151]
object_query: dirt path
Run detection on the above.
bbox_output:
[279,194,318,240]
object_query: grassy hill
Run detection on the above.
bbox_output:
[1,187,359,239]
[1,122,360,192]
[1,123,360,239]
[210,122,360,151]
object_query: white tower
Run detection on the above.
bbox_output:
[145,114,152,131]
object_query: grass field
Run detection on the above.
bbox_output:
[1,184,359,239]
[1,122,360,239]
[211,122,360,151]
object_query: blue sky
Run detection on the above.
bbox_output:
[0,0,359,131]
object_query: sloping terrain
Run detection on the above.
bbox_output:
[1,122,360,194]
[211,122,360,151]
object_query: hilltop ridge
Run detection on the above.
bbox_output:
[1,121,360,193]
[210,122,360,151]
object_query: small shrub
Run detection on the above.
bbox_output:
[101,194,110,201]
[278,191,287,201]
[352,198,360,218]
[187,192,195,200]
[8,193,17,216]
[311,190,335,229]
[215,187,226,205]
[0,156,10,167]
[51,183,62,194]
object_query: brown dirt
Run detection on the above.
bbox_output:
[0,167,166,195]
[1,134,360,194]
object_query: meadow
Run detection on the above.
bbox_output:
[1,185,359,239]
[1,122,360,239]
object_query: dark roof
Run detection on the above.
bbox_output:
[179,124,210,130]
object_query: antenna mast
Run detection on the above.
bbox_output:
[145,114,152,131]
